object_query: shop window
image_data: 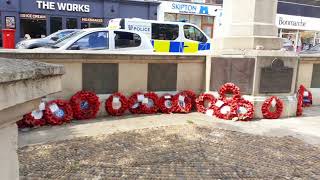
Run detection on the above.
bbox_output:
[20,19,46,38]
[177,14,190,22]
[69,31,109,50]
[81,23,89,29]
[90,23,104,28]
[184,25,207,42]
[50,17,62,34]
[115,31,141,48]
[190,15,202,28]
[152,24,179,40]
[165,13,177,22]
[81,22,104,29]
[66,18,78,29]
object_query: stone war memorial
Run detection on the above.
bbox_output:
[212,0,299,118]
[0,0,316,179]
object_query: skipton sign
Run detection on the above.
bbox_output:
[160,1,221,16]
[36,1,90,13]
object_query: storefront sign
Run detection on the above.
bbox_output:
[125,19,151,36]
[159,1,221,16]
[36,1,90,13]
[20,13,47,20]
[276,14,320,31]
[81,18,103,23]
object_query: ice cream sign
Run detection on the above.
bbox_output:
[36,1,90,13]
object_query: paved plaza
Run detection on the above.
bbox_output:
[19,107,320,179]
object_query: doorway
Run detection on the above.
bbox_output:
[20,19,46,38]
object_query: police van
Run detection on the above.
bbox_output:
[108,18,212,53]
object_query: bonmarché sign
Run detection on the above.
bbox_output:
[36,1,90,13]
[276,14,320,31]
[278,17,306,27]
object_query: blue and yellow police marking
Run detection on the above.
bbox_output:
[152,40,210,53]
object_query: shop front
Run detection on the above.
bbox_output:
[276,14,320,52]
[157,1,221,38]
[0,0,159,46]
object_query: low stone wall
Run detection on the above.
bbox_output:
[0,51,207,99]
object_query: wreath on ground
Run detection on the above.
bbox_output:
[231,99,254,121]
[296,85,304,116]
[140,92,159,114]
[16,119,32,129]
[181,90,197,108]
[22,110,46,127]
[70,91,100,120]
[300,85,313,107]
[172,92,192,113]
[219,83,241,102]
[158,94,174,114]
[44,100,73,125]
[196,93,216,113]
[105,92,128,116]
[128,92,144,114]
[213,99,237,120]
[261,96,283,119]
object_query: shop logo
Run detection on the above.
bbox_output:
[36,1,90,13]
[199,6,209,15]
[278,17,306,27]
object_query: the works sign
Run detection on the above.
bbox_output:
[36,1,90,13]
[276,14,320,31]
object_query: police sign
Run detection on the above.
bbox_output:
[125,19,151,36]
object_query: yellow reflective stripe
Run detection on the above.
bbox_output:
[184,42,199,53]
[153,40,170,52]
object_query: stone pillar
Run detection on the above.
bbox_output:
[0,124,19,180]
[0,58,64,179]
[214,0,282,50]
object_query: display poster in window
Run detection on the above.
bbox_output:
[125,19,152,37]
[5,16,16,29]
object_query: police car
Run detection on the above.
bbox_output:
[108,18,212,53]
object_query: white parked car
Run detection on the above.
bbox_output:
[42,28,153,52]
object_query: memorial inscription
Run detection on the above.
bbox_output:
[259,58,293,93]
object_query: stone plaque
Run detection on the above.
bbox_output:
[148,63,177,91]
[259,58,293,93]
[210,58,255,94]
[82,63,118,94]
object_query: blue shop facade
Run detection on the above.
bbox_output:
[0,0,159,45]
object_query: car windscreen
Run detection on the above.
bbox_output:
[50,31,85,48]
[308,44,320,51]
